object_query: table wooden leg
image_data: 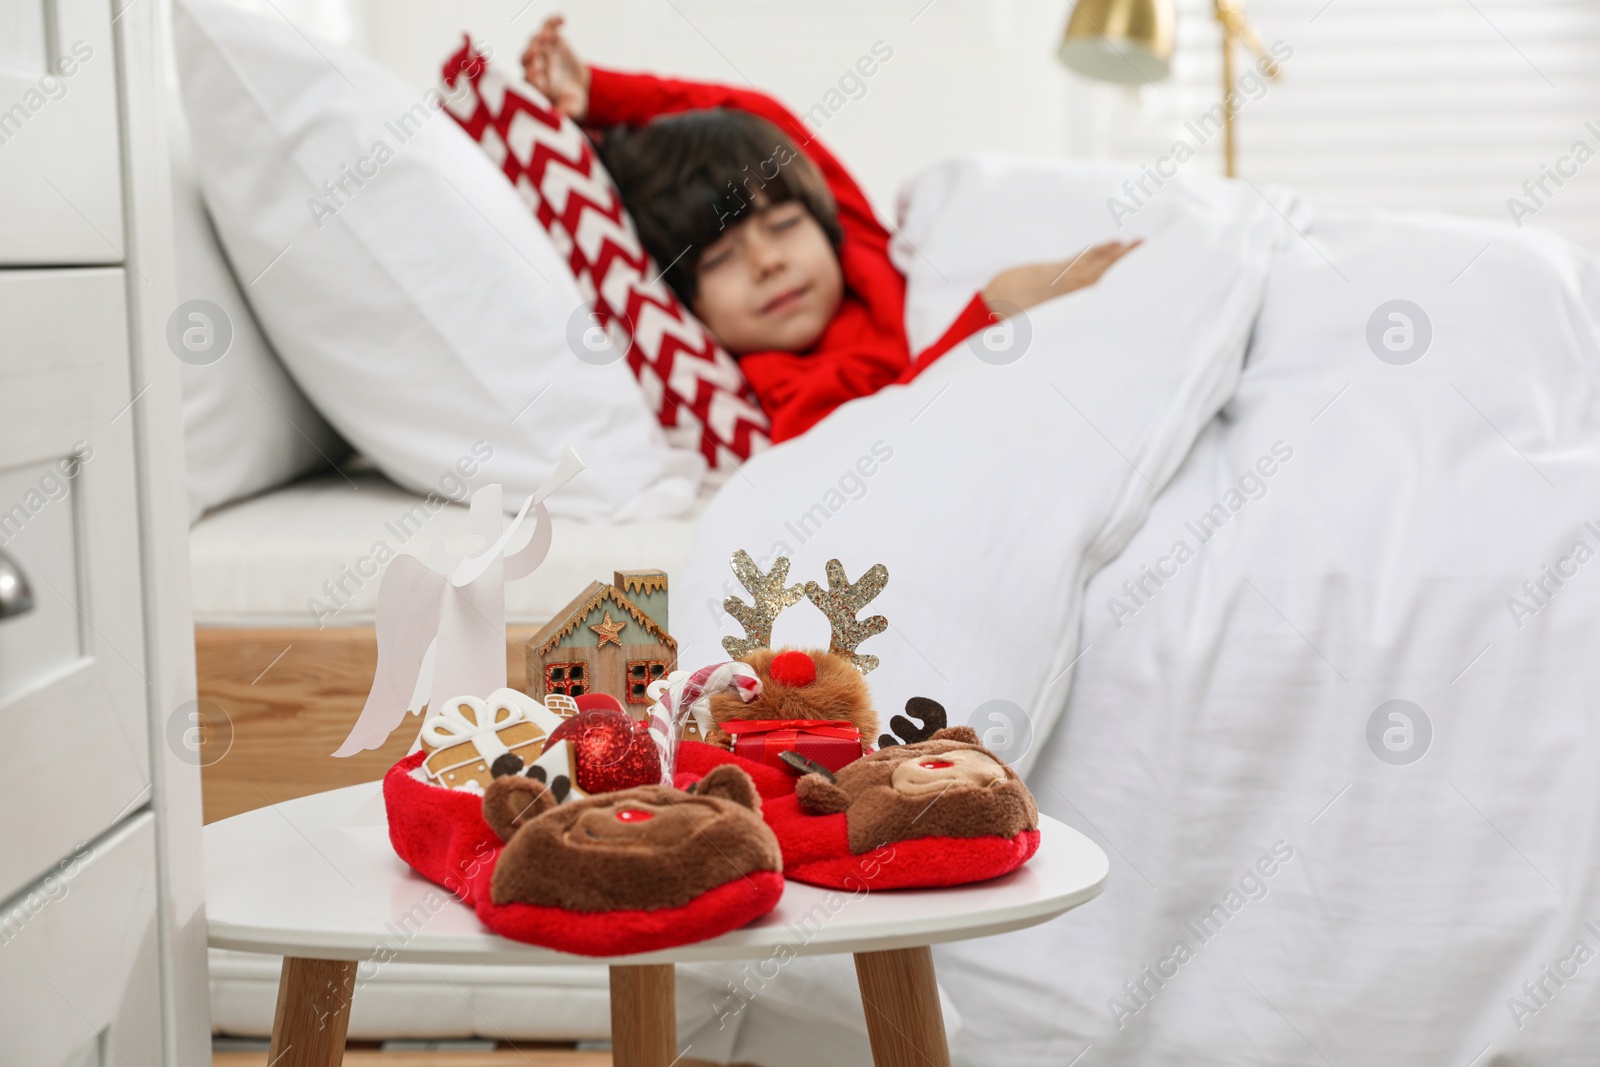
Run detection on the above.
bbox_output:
[268,956,356,1067]
[854,946,951,1067]
[609,963,676,1067]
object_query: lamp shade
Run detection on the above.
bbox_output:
[1058,0,1176,84]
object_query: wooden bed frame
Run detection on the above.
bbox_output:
[195,625,542,824]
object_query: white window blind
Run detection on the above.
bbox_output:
[1065,0,1600,251]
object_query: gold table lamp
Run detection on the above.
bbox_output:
[1058,0,1280,177]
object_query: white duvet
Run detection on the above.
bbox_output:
[669,158,1600,1066]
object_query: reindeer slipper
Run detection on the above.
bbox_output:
[383,688,584,901]
[675,699,1042,890]
[648,552,1042,890]
[384,750,503,900]
[469,764,784,956]
[771,717,1040,889]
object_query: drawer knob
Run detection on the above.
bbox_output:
[0,550,34,620]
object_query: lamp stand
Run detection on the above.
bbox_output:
[1214,0,1279,178]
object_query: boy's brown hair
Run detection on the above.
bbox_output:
[598,108,843,308]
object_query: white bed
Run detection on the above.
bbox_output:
[189,468,709,630]
[662,162,1600,1066]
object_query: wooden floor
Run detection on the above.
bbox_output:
[195,625,542,823]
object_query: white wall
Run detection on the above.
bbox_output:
[347,0,1078,221]
[274,0,1600,251]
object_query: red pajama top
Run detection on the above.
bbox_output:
[586,67,993,443]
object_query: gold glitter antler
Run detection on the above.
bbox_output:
[722,550,806,659]
[804,559,889,674]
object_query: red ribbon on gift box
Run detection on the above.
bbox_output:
[720,719,863,774]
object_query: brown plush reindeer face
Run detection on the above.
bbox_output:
[483,765,780,911]
[794,725,1038,854]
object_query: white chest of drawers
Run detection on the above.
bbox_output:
[0,1,208,1064]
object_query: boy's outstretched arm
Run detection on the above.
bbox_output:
[523,16,881,241]
[982,240,1142,313]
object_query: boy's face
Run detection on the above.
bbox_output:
[690,200,844,355]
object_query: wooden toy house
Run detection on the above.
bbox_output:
[525,570,677,714]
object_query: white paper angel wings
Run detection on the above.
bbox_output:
[331,451,585,758]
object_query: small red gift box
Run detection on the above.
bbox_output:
[720,719,864,775]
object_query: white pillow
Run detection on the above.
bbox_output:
[173,0,705,520]
[170,95,349,524]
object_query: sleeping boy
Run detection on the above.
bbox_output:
[523,16,1139,443]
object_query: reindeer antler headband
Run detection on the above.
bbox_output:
[722,550,889,674]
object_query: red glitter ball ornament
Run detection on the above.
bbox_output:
[545,708,662,794]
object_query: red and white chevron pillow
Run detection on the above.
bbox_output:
[441,39,769,469]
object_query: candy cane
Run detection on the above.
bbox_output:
[646,661,763,779]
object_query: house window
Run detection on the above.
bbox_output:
[545,661,587,698]
[626,659,670,704]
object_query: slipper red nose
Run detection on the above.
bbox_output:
[769,650,817,688]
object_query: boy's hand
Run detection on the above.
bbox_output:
[982,239,1142,315]
[522,15,591,120]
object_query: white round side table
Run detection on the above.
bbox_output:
[204,780,1108,1067]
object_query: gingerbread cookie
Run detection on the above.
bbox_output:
[420,688,564,791]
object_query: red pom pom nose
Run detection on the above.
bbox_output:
[768,650,817,688]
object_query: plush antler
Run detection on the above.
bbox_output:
[878,697,947,748]
[722,550,806,660]
[804,559,888,674]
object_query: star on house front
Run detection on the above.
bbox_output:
[589,609,625,647]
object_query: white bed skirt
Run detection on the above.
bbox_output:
[208,948,935,1065]
[208,948,612,1041]
[209,953,608,1043]
[189,470,711,629]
